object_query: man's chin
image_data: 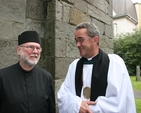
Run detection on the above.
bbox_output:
[80,52,85,57]
[27,60,38,66]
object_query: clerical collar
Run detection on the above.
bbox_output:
[83,53,99,64]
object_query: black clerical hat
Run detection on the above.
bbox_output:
[18,31,40,45]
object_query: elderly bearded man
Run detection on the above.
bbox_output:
[0,31,55,113]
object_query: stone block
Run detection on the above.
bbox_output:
[0,0,26,23]
[99,35,113,49]
[25,18,45,37]
[0,21,13,40]
[74,0,88,13]
[99,11,113,25]
[0,20,24,40]
[55,57,75,79]
[86,0,98,8]
[98,0,108,14]
[62,2,71,23]
[56,21,72,37]
[108,1,113,17]
[67,38,80,57]
[88,4,112,25]
[55,79,65,107]
[92,18,105,35]
[100,47,113,54]
[55,38,67,57]
[88,4,100,20]
[0,40,18,69]
[67,24,76,39]
[70,8,91,25]
[26,0,46,20]
[55,79,65,95]
[55,21,79,57]
[56,1,63,21]
[105,24,113,38]
[12,22,25,39]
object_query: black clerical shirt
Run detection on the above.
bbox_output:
[0,63,55,113]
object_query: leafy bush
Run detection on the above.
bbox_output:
[114,28,141,75]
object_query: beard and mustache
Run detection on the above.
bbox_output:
[19,50,40,67]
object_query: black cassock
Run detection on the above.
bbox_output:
[0,63,55,113]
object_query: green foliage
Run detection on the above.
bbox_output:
[114,28,141,75]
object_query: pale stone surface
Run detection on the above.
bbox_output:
[55,21,72,39]
[0,0,46,69]
[92,18,105,35]
[55,79,65,104]
[56,1,63,21]
[105,24,113,38]
[99,11,113,25]
[98,0,109,14]
[55,37,67,57]
[101,47,113,54]
[74,0,88,13]
[108,0,113,17]
[12,22,25,39]
[0,0,26,22]
[88,4,101,21]
[67,38,80,58]
[62,2,71,23]
[86,0,98,8]
[55,58,75,79]
[100,35,113,49]
[0,40,18,69]
[25,18,45,37]
[0,21,14,40]
[55,21,80,58]
[70,8,91,25]
[26,0,46,20]
[0,21,25,40]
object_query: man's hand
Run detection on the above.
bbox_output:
[79,100,96,113]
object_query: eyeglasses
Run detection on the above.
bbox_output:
[75,38,85,44]
[19,45,42,52]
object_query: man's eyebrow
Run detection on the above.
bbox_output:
[76,37,83,39]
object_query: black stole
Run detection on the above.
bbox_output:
[75,49,110,101]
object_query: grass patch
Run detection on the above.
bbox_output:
[135,98,141,113]
[130,76,141,113]
[130,76,141,90]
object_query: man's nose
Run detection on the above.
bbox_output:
[76,42,81,47]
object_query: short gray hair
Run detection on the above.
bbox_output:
[76,22,100,38]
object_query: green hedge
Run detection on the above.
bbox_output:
[114,28,141,75]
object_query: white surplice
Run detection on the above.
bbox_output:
[57,54,136,113]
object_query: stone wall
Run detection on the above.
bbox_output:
[0,0,48,69]
[0,0,113,112]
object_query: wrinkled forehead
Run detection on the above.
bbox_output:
[20,42,41,46]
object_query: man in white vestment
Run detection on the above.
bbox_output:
[57,22,136,113]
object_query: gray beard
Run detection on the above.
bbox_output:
[24,59,37,67]
[20,55,40,67]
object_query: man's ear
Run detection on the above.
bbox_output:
[93,36,99,44]
[16,46,20,55]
